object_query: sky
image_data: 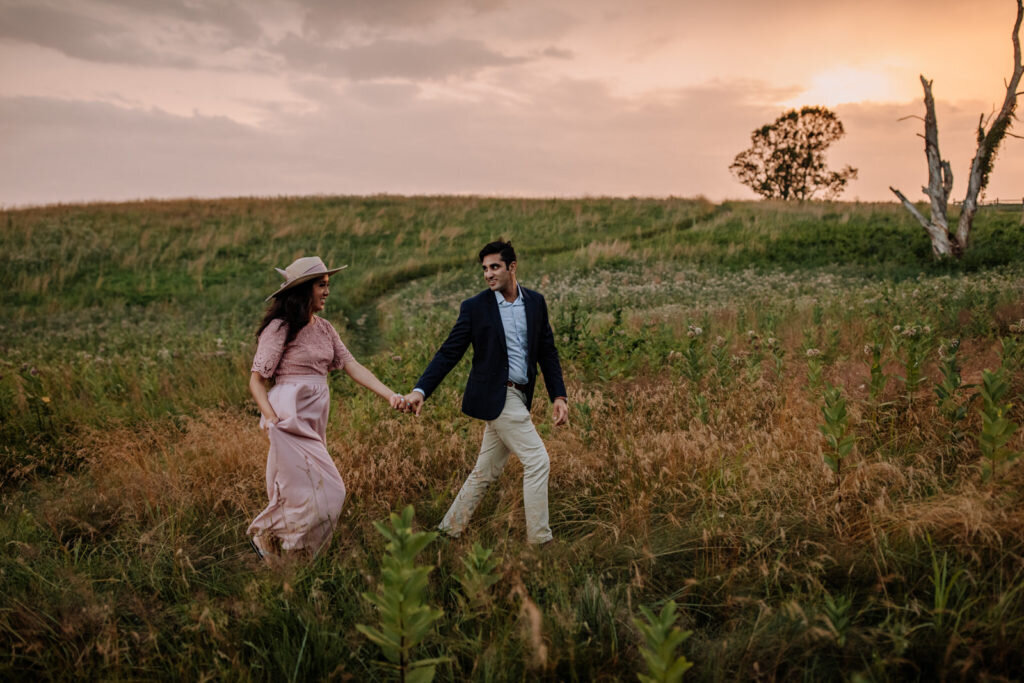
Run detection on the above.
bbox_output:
[1,0,1022,207]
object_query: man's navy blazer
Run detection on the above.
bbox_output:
[415,286,567,421]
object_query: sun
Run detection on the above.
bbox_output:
[782,66,907,107]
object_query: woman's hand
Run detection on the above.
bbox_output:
[389,393,407,411]
[250,372,281,436]
[261,414,280,438]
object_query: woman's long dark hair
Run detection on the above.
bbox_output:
[256,279,317,346]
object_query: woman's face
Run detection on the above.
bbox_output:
[310,275,329,313]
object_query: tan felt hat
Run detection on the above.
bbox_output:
[265,256,347,301]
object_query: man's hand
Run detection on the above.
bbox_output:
[403,391,424,416]
[552,397,568,426]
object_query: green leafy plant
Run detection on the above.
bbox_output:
[710,335,735,388]
[633,600,694,683]
[976,369,1020,481]
[820,384,855,495]
[743,329,766,383]
[1000,327,1024,372]
[357,505,447,683]
[891,323,933,402]
[864,340,888,404]
[805,347,824,392]
[681,325,710,423]
[934,339,974,428]
[820,592,853,647]
[680,325,706,385]
[455,542,502,614]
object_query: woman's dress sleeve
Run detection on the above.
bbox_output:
[252,319,287,378]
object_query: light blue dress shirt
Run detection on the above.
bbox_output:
[496,286,529,385]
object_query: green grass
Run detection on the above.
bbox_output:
[2,195,1024,681]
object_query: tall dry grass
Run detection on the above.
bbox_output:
[3,195,1024,680]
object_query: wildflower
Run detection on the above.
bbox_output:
[714,336,726,347]
[766,337,778,347]
[805,348,822,358]
[30,368,38,376]
[863,344,873,356]
[686,325,703,338]
[1009,319,1024,334]
[938,338,960,359]
[41,396,50,404]
[892,325,902,334]
[215,337,224,348]
[746,330,758,339]
[157,348,171,361]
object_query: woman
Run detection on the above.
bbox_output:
[247,256,404,560]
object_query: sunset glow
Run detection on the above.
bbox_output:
[782,66,908,107]
[0,0,1021,206]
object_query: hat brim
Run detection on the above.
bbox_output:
[265,265,347,301]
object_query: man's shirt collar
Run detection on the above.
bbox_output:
[494,284,523,306]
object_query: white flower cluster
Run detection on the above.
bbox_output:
[893,324,931,339]
[863,343,883,356]
[937,338,961,359]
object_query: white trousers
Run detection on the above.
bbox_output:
[440,386,553,544]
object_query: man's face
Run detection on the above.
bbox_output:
[481,253,515,292]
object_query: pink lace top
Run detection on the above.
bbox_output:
[251,316,355,379]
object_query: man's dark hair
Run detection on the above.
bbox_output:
[479,239,516,266]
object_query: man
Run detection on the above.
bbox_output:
[404,240,568,544]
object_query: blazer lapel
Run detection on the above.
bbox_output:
[485,288,502,330]
[521,287,537,354]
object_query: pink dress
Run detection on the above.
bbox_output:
[247,316,354,556]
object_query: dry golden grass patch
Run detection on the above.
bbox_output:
[51,410,265,535]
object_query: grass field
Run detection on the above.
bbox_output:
[2,196,1024,681]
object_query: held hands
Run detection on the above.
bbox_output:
[552,397,568,426]
[402,392,424,416]
[387,390,423,415]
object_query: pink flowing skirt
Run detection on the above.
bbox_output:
[247,374,346,555]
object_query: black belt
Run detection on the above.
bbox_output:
[506,380,528,392]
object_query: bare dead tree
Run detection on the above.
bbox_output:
[890,0,1023,259]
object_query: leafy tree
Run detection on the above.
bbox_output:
[730,106,857,200]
